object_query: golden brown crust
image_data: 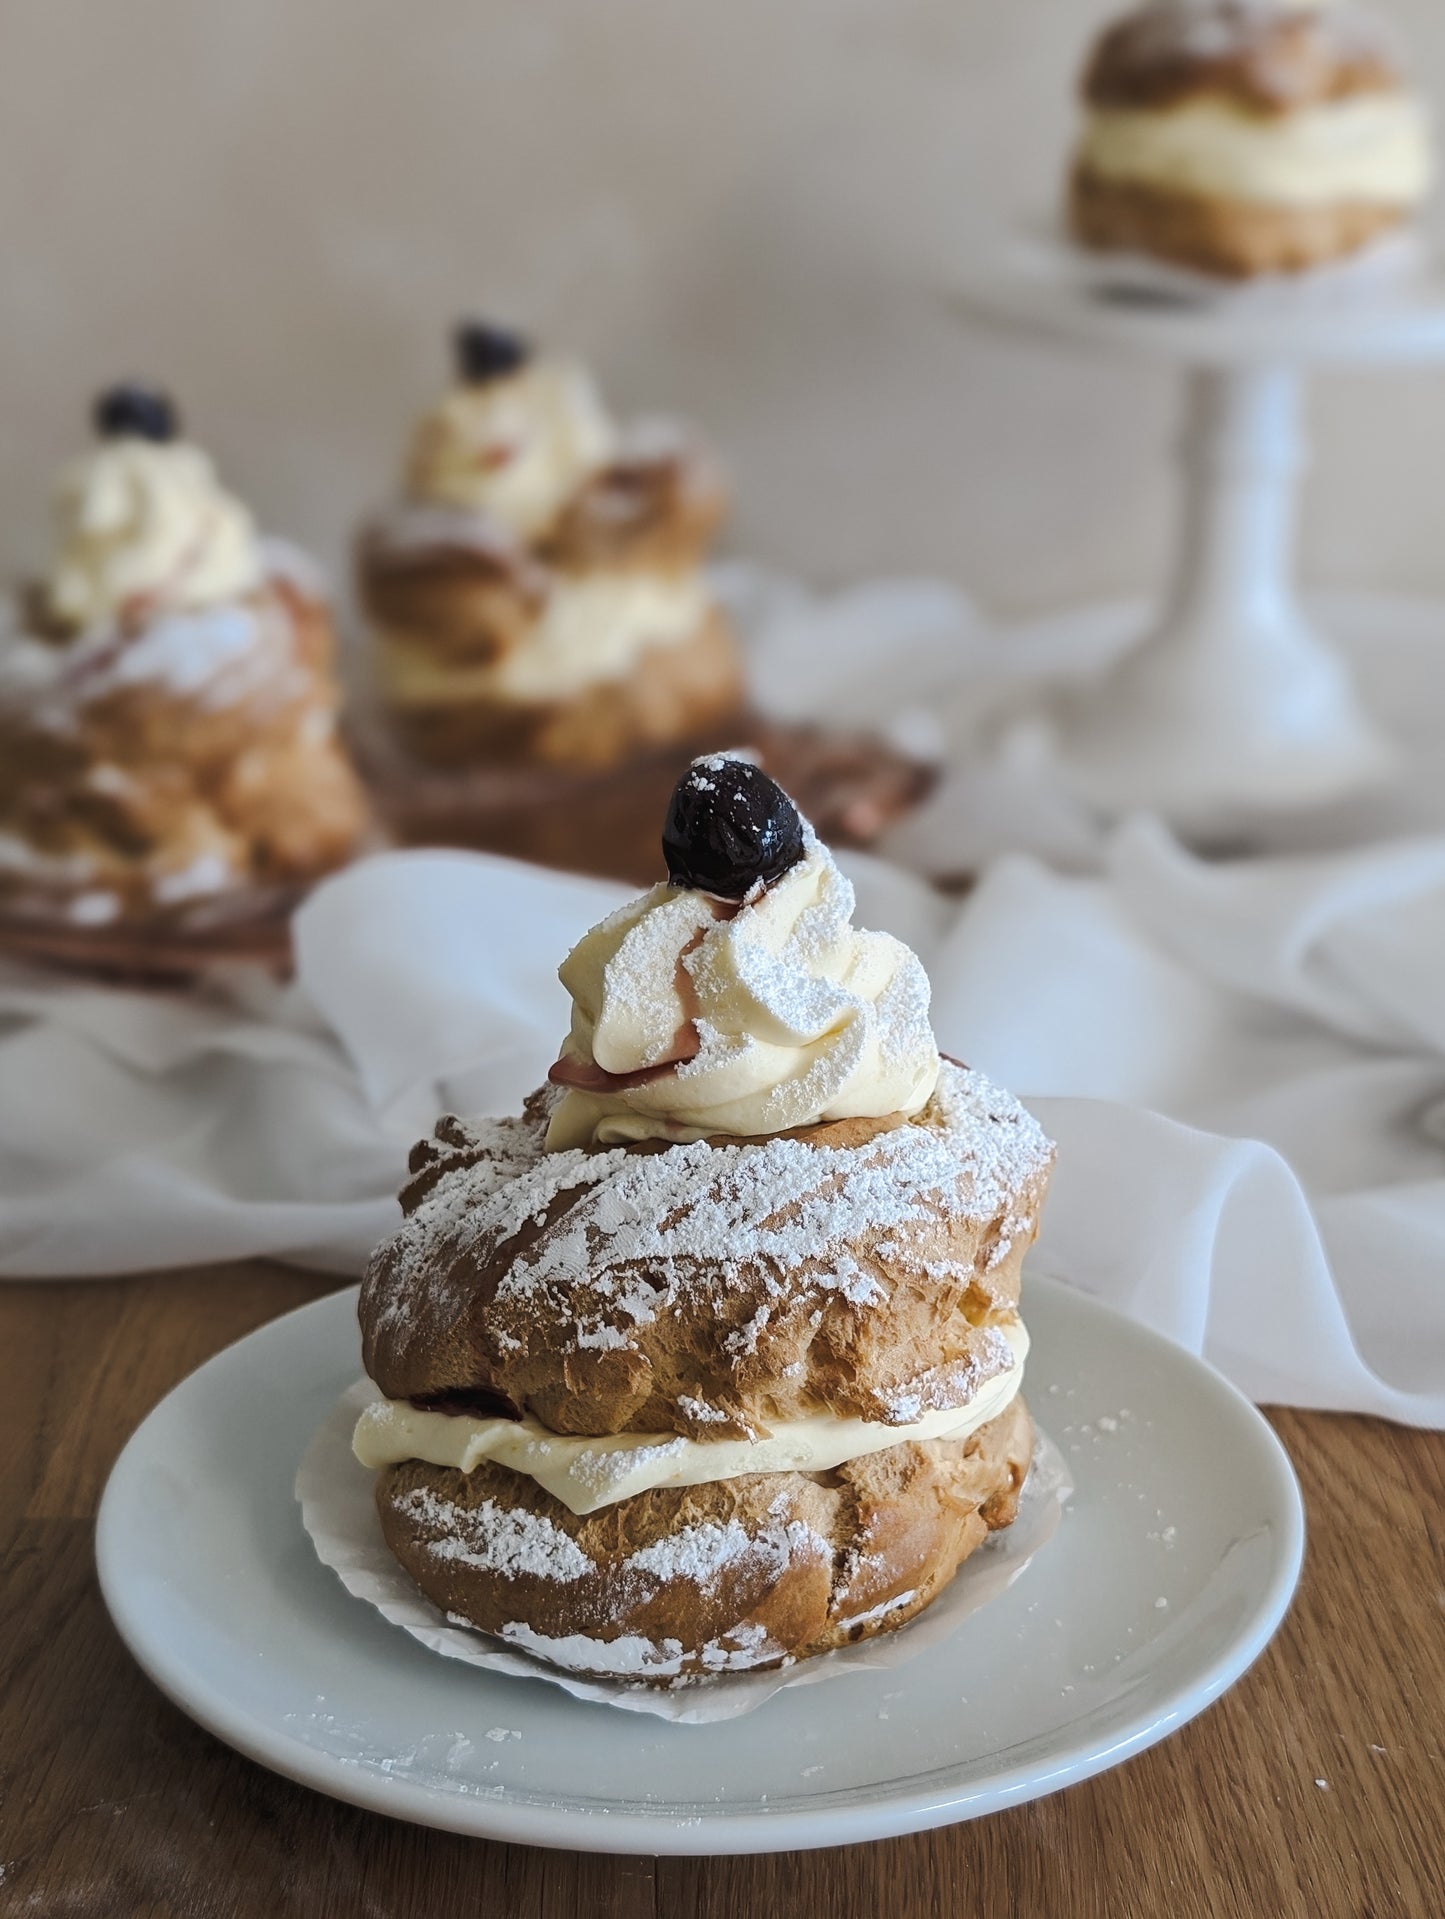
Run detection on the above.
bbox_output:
[1070,160,1408,276]
[541,445,729,573]
[0,576,371,924]
[382,603,746,773]
[358,546,548,672]
[359,1066,1053,1440]
[1082,4,1404,116]
[397,1109,911,1216]
[375,1395,1033,1681]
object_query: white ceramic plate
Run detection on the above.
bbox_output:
[96,1278,1303,1855]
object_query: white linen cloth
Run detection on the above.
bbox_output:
[2,840,1440,1426]
[928,820,1445,1425]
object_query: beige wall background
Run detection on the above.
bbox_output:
[3,0,1444,620]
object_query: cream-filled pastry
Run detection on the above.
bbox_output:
[353,759,1054,1682]
[358,322,743,773]
[0,385,370,928]
[1069,0,1433,277]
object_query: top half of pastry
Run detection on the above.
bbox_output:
[0,383,345,748]
[358,321,728,607]
[359,756,1055,1446]
[1073,0,1433,227]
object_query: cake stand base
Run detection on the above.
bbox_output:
[1049,363,1393,829]
[949,234,1445,830]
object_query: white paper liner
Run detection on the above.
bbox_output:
[1015,218,1424,311]
[296,1379,1072,1724]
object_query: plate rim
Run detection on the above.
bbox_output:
[95,1276,1306,1855]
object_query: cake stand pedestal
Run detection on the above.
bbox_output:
[951,240,1445,833]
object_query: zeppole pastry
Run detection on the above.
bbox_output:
[354,757,1054,1682]
[1070,0,1433,278]
[358,322,744,773]
[0,385,370,929]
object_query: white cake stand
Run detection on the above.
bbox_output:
[951,234,1445,833]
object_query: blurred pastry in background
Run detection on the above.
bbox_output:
[357,325,934,885]
[0,385,371,931]
[1069,0,1433,278]
[359,322,744,772]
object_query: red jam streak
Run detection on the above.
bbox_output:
[547,898,737,1096]
[548,1022,700,1095]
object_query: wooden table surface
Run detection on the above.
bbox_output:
[1,1264,1440,1919]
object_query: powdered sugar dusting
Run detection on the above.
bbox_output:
[399,1485,593,1583]
[0,566,312,731]
[549,826,941,1146]
[837,1589,919,1632]
[367,1063,1051,1398]
[0,833,237,917]
[497,1617,781,1678]
[625,1515,828,1590]
[566,1435,688,1498]
[403,1482,831,1649]
[365,1107,552,1353]
[677,1395,732,1427]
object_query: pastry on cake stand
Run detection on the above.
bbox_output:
[0,384,373,979]
[357,323,933,883]
[951,0,1445,837]
[1071,0,1432,280]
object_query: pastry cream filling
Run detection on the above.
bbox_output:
[354,1320,1028,1517]
[406,357,617,540]
[546,822,941,1149]
[375,571,710,706]
[46,439,262,633]
[1078,94,1433,207]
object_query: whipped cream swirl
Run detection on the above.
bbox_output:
[545,829,941,1149]
[406,356,617,540]
[46,439,263,634]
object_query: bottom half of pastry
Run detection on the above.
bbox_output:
[373,1395,1033,1683]
[0,695,371,927]
[0,582,373,928]
[376,602,745,772]
[1070,163,1408,279]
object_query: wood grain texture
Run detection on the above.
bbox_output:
[0,1267,1440,1919]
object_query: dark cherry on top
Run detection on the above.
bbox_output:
[454,321,532,385]
[662,756,806,899]
[93,384,179,443]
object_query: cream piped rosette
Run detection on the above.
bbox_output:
[47,437,263,633]
[545,825,941,1149]
[405,355,617,541]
